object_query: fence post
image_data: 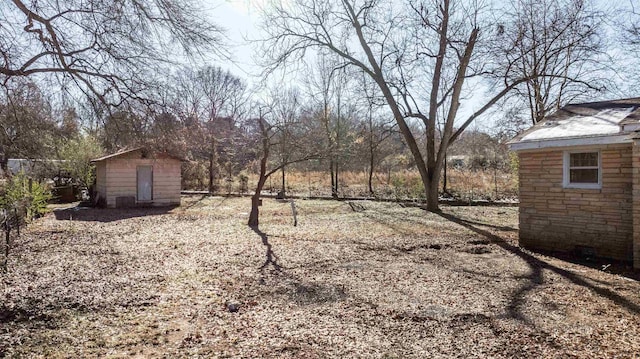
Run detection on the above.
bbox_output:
[2,209,8,272]
[14,207,19,237]
[290,200,297,227]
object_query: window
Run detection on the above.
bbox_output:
[563,151,601,189]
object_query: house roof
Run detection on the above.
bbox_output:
[91,147,183,162]
[509,98,640,151]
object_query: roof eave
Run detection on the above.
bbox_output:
[90,147,185,163]
[509,134,632,151]
[90,147,143,163]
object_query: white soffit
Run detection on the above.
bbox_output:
[509,134,630,151]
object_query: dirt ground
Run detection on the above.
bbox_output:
[1,196,639,358]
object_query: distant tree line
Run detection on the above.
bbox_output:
[2,0,640,221]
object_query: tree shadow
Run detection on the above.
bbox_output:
[182,194,230,211]
[249,225,282,272]
[182,194,209,209]
[435,211,640,323]
[439,215,518,232]
[52,206,176,222]
[360,207,432,236]
[525,249,640,280]
[247,224,352,307]
[289,281,347,305]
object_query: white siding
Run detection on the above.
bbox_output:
[95,162,107,204]
[104,158,181,208]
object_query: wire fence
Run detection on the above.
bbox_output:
[1,205,25,273]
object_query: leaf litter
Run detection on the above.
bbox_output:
[0,196,639,358]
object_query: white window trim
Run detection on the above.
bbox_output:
[563,150,602,189]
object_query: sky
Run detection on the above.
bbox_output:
[208,0,500,131]
[204,0,639,133]
[205,1,264,81]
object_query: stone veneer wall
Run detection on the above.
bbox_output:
[518,144,633,262]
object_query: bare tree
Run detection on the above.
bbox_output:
[247,93,322,227]
[98,107,149,152]
[262,0,510,210]
[1,0,224,105]
[0,79,58,173]
[148,111,187,155]
[624,1,640,44]
[270,87,304,198]
[248,111,273,227]
[172,66,247,193]
[497,0,608,125]
[304,55,359,198]
[357,73,388,194]
[616,1,640,95]
[260,0,605,210]
[305,55,337,197]
[360,76,395,196]
[198,67,246,193]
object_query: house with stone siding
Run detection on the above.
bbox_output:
[509,98,640,269]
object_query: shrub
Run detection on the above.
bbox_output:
[59,134,103,190]
[182,161,209,190]
[509,151,519,174]
[238,174,249,193]
[1,172,52,220]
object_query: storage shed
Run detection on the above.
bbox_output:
[509,98,640,269]
[91,148,182,208]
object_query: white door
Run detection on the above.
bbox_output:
[137,165,153,201]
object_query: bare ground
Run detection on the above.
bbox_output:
[1,196,639,358]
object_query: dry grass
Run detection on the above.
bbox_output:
[244,169,517,201]
[1,196,638,358]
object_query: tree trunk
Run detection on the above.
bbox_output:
[334,162,339,198]
[368,159,374,196]
[493,153,499,199]
[249,118,270,227]
[368,112,375,196]
[0,152,9,178]
[248,185,263,227]
[442,155,448,195]
[343,0,432,209]
[208,153,215,193]
[2,215,9,273]
[280,165,286,198]
[425,175,439,211]
[333,79,343,199]
[330,159,337,198]
[208,138,217,194]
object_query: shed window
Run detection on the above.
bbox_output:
[563,151,601,189]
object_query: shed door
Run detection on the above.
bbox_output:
[137,165,153,201]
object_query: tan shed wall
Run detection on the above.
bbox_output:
[104,158,181,208]
[95,162,107,203]
[518,144,633,261]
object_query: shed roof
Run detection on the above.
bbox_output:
[91,147,183,162]
[509,98,640,151]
